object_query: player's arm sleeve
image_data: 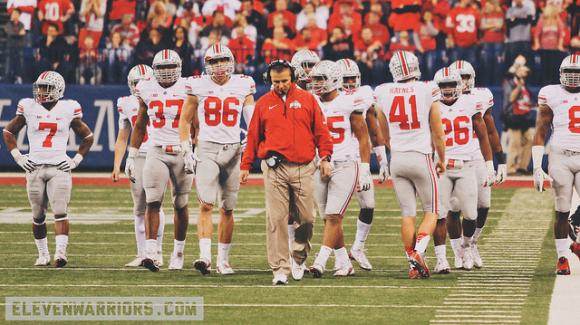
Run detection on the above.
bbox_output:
[70,100,83,119]
[15,99,27,116]
[116,99,131,130]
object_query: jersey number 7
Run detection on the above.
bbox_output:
[39,122,58,148]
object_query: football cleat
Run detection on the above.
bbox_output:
[35,254,50,266]
[193,258,211,275]
[408,265,420,279]
[349,248,372,271]
[142,258,160,272]
[434,259,451,274]
[216,262,235,275]
[309,264,324,278]
[334,260,355,277]
[54,251,67,268]
[462,245,474,270]
[155,251,164,267]
[571,242,580,261]
[472,243,483,268]
[453,245,464,269]
[556,257,571,275]
[290,258,305,281]
[168,252,184,270]
[125,257,145,267]
[407,251,430,279]
[272,273,288,285]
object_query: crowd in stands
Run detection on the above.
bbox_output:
[4,0,580,87]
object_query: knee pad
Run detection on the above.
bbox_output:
[147,201,162,210]
[556,211,570,222]
[173,193,189,210]
[33,214,46,226]
[448,210,461,220]
[358,208,374,224]
[54,214,68,222]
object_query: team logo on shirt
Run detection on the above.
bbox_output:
[289,100,301,109]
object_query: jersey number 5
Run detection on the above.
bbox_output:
[39,122,58,148]
[389,95,421,130]
[327,116,345,144]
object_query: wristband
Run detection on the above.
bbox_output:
[10,148,22,160]
[494,152,506,164]
[72,153,83,165]
[181,140,192,153]
[531,146,544,170]
[128,147,139,158]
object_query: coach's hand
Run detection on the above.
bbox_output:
[533,168,552,192]
[125,147,138,183]
[240,169,249,184]
[11,149,38,173]
[57,154,83,172]
[320,160,332,178]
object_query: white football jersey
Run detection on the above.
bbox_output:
[439,95,484,161]
[117,95,152,154]
[187,74,256,144]
[16,98,82,165]
[317,91,367,162]
[538,85,580,151]
[346,86,375,158]
[374,81,441,154]
[135,77,188,147]
[467,87,494,160]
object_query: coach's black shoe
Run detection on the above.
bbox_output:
[142,258,160,272]
[193,258,211,275]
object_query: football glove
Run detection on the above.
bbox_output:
[484,160,496,187]
[125,147,138,183]
[182,141,200,175]
[533,168,552,192]
[11,149,38,173]
[373,146,390,183]
[358,162,372,192]
[496,164,507,184]
[57,153,83,172]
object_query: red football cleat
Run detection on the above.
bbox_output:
[408,251,430,279]
[571,242,580,261]
[408,265,420,279]
[556,257,571,275]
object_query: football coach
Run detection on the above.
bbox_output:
[240,60,333,285]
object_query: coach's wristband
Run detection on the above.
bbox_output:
[494,152,506,165]
[128,147,139,158]
[10,149,22,160]
[531,146,544,170]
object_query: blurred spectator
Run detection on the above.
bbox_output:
[200,10,232,41]
[78,34,101,85]
[322,26,354,61]
[502,57,534,175]
[228,25,256,72]
[4,9,27,83]
[37,0,75,35]
[172,26,194,77]
[35,23,72,78]
[261,27,295,63]
[231,14,258,43]
[417,10,440,80]
[102,31,132,83]
[79,0,107,48]
[240,0,267,32]
[111,14,140,47]
[296,2,329,30]
[354,27,387,85]
[446,0,480,67]
[267,0,297,33]
[533,5,567,84]
[328,0,362,39]
[480,0,506,86]
[266,13,295,39]
[505,0,536,73]
[202,0,241,22]
[389,30,417,54]
[388,0,422,40]
[108,0,136,23]
[199,30,229,60]
[363,11,389,45]
[571,33,580,53]
[7,0,37,32]
[294,25,325,51]
[134,28,165,65]
[147,0,173,29]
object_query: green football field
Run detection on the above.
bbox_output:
[0,183,559,324]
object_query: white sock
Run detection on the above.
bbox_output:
[314,245,332,269]
[134,216,146,257]
[55,235,68,254]
[199,238,212,262]
[173,239,185,256]
[287,224,295,250]
[450,238,462,257]
[473,227,483,242]
[434,244,446,260]
[352,220,371,251]
[555,238,571,258]
[35,237,49,256]
[334,247,349,267]
[463,236,473,248]
[157,210,165,253]
[217,243,231,264]
[145,239,157,259]
[414,233,431,254]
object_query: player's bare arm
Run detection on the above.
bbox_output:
[365,106,386,147]
[70,118,94,158]
[129,99,149,149]
[351,111,370,163]
[533,104,554,146]
[2,115,27,152]
[473,113,492,161]
[429,101,446,175]
[179,94,199,144]
[375,106,391,150]
[112,126,130,182]
[483,110,502,154]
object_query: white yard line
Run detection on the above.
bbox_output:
[431,189,553,325]
[548,189,580,325]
